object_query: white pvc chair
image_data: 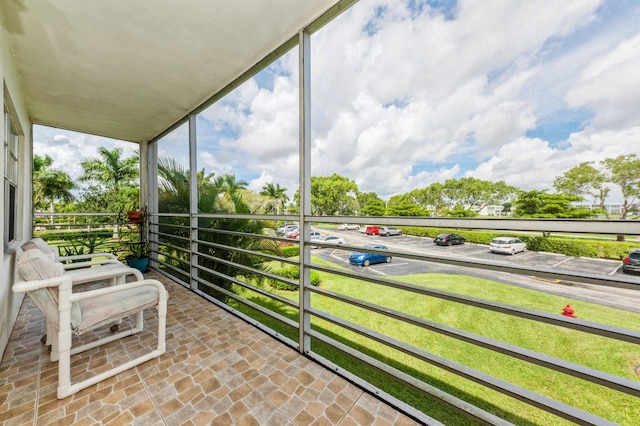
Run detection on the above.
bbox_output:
[13,248,168,399]
[22,238,142,343]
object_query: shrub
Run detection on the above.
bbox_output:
[268,266,321,291]
[279,245,300,258]
[399,226,635,259]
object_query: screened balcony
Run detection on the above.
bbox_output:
[3,1,640,425]
[1,270,418,425]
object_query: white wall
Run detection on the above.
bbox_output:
[0,7,32,361]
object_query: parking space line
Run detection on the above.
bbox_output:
[608,265,622,276]
[551,257,573,267]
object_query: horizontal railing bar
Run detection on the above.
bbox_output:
[193,273,298,330]
[309,262,640,344]
[307,330,510,426]
[155,249,189,267]
[194,237,298,265]
[308,308,615,425]
[306,241,639,291]
[194,255,299,309]
[305,215,640,235]
[150,213,189,218]
[192,278,300,350]
[195,225,303,246]
[150,265,190,289]
[34,212,120,217]
[194,237,300,267]
[155,240,190,255]
[154,258,190,279]
[309,286,640,397]
[152,222,191,231]
[153,230,191,242]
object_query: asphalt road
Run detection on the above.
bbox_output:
[311,229,640,313]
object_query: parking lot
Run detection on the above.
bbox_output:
[310,229,640,312]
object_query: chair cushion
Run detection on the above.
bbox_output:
[17,248,64,281]
[21,238,57,262]
[18,249,81,329]
[63,263,129,284]
[76,285,160,334]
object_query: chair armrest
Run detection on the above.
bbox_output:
[68,279,168,303]
[65,266,144,283]
[62,258,123,270]
[58,252,117,262]
[13,275,71,293]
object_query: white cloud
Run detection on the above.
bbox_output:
[35,0,640,204]
[565,33,640,129]
[34,126,138,182]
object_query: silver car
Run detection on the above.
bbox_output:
[489,237,526,255]
[379,226,402,237]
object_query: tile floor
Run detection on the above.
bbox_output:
[0,270,420,425]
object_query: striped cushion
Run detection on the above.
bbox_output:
[76,285,159,334]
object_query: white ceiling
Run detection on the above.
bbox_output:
[1,0,341,143]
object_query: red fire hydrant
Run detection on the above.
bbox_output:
[561,304,577,318]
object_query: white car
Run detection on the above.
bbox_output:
[489,237,526,255]
[338,224,359,231]
[310,234,345,248]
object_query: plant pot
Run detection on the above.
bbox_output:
[127,210,143,223]
[126,256,149,272]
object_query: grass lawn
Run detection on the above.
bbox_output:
[228,255,640,425]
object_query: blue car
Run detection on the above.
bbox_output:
[349,244,392,267]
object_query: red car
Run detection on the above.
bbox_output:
[365,226,380,235]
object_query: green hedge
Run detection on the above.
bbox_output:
[399,226,636,260]
[267,266,321,291]
[279,245,300,258]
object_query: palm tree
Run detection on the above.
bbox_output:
[33,155,75,224]
[260,182,289,214]
[156,158,278,298]
[157,156,221,213]
[79,147,139,211]
[35,170,76,224]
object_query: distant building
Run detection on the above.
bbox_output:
[478,205,511,216]
[572,203,624,216]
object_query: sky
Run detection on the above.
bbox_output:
[34,0,640,204]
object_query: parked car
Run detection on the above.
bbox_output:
[349,244,391,267]
[290,230,321,240]
[338,224,360,231]
[489,237,526,255]
[622,248,640,274]
[277,224,297,236]
[380,227,402,237]
[365,225,380,235]
[285,227,300,238]
[311,234,345,248]
[433,233,465,246]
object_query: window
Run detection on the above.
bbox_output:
[4,108,19,245]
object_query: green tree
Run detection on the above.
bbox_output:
[514,190,594,218]
[33,154,75,223]
[385,194,428,216]
[554,162,610,218]
[79,147,139,213]
[407,184,447,215]
[602,154,640,219]
[308,174,358,215]
[441,177,517,214]
[260,183,289,214]
[156,158,278,298]
[355,192,384,216]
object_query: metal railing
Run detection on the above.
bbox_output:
[150,213,640,424]
[32,212,143,258]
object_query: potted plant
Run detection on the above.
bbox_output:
[124,241,150,272]
[127,209,143,223]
